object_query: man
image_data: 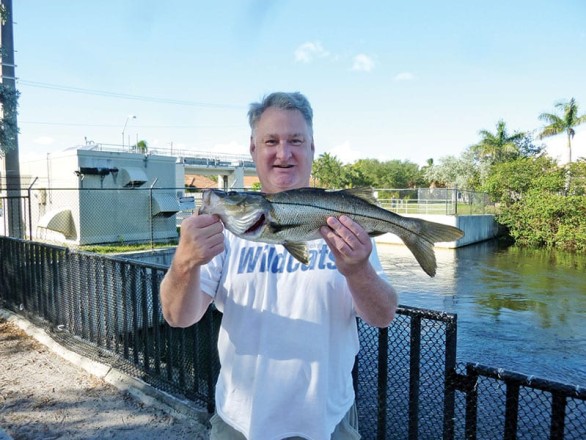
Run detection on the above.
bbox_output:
[160,92,398,439]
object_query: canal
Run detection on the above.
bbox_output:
[376,239,586,386]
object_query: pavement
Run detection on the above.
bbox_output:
[0,308,211,439]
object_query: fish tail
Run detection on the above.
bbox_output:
[417,220,464,244]
[394,219,463,277]
[402,235,437,277]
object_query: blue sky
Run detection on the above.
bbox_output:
[13,0,586,165]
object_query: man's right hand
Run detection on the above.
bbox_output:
[175,213,225,267]
[160,213,224,327]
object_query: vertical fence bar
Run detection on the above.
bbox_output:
[141,267,152,372]
[121,263,130,360]
[151,270,163,376]
[464,365,478,440]
[377,326,389,440]
[550,393,567,440]
[130,264,140,365]
[409,316,421,440]
[443,315,458,440]
[504,382,520,440]
[206,310,220,413]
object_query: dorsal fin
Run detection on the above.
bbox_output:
[339,187,379,205]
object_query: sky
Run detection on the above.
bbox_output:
[10,0,586,166]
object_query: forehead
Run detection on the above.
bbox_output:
[255,107,311,136]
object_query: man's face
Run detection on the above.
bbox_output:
[250,107,315,193]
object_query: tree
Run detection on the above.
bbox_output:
[133,139,148,153]
[470,119,525,165]
[311,153,346,188]
[482,155,586,251]
[538,98,586,164]
[481,156,563,205]
[424,150,479,191]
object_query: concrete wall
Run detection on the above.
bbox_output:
[115,248,176,266]
[374,214,498,248]
[21,149,180,245]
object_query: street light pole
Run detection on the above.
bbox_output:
[121,115,136,149]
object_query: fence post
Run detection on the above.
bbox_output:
[149,179,158,249]
[27,177,38,240]
[443,315,458,440]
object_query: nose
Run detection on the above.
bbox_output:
[276,141,292,161]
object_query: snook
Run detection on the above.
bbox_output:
[199,187,464,277]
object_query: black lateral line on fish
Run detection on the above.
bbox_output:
[270,200,435,244]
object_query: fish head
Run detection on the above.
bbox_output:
[198,189,269,238]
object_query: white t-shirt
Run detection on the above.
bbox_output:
[200,232,386,440]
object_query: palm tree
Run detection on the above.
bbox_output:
[471,119,525,165]
[133,139,148,153]
[538,98,586,164]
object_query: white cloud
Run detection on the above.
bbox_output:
[323,141,362,164]
[394,72,414,81]
[543,126,586,164]
[294,41,329,63]
[351,54,375,72]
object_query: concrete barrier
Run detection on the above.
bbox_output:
[374,214,498,248]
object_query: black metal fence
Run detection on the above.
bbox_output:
[1,236,585,439]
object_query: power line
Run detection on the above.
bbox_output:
[19,120,242,129]
[17,79,245,109]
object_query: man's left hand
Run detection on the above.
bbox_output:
[320,215,372,276]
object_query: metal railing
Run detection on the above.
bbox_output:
[1,236,584,439]
[375,188,492,216]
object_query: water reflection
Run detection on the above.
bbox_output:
[376,240,586,385]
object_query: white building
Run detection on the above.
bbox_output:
[18,147,181,245]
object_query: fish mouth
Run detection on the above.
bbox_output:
[243,213,266,235]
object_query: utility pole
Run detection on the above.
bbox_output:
[1,0,23,238]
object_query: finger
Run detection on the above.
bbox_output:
[320,225,352,256]
[338,216,370,245]
[195,213,222,228]
[326,216,362,250]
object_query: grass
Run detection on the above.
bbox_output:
[79,241,177,254]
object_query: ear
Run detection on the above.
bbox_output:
[249,136,256,157]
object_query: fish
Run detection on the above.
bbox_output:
[198,187,464,277]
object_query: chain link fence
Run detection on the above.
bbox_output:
[376,188,492,215]
[0,184,490,247]
[1,236,584,439]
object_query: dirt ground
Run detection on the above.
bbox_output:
[0,317,210,440]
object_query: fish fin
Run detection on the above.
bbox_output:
[417,219,464,243]
[284,242,309,265]
[403,235,438,277]
[339,187,379,205]
[397,220,464,277]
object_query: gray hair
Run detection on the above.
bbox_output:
[248,92,314,134]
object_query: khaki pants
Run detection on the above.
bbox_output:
[210,403,360,440]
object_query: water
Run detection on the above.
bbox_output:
[376,240,586,386]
